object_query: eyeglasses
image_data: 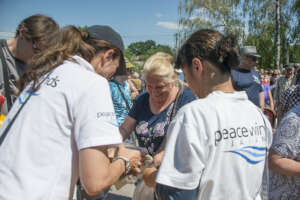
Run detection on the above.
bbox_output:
[247,56,258,62]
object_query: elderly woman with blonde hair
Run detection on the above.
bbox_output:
[120,52,196,162]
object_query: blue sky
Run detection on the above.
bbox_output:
[0,0,181,48]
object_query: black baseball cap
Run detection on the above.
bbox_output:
[86,25,126,75]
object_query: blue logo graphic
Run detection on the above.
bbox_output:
[18,89,39,105]
[224,146,266,165]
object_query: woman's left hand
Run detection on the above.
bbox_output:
[143,166,158,188]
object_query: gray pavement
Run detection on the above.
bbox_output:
[107,184,136,200]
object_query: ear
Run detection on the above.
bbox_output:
[192,57,203,74]
[103,49,115,62]
[18,28,26,40]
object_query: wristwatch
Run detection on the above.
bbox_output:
[114,156,130,175]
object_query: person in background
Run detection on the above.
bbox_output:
[231,46,264,109]
[129,72,142,93]
[292,64,300,85]
[295,68,300,85]
[0,25,142,200]
[262,74,274,111]
[268,104,300,199]
[127,78,139,100]
[276,76,300,123]
[0,14,59,114]
[273,65,293,108]
[155,29,272,200]
[109,74,133,126]
[259,68,264,76]
[270,70,279,87]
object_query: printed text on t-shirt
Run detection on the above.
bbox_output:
[215,123,266,146]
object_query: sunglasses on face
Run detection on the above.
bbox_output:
[247,56,258,62]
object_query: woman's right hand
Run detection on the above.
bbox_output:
[117,145,143,174]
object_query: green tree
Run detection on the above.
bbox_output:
[125,40,174,73]
[77,25,88,31]
[127,40,156,56]
[178,0,246,47]
[177,0,300,69]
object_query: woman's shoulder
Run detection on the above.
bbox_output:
[135,91,149,101]
[178,87,197,104]
[181,87,195,97]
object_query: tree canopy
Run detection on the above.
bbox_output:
[177,0,300,69]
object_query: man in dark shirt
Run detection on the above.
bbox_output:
[231,46,264,109]
[0,14,58,114]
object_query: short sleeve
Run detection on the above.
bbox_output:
[128,92,147,120]
[73,78,122,150]
[156,110,206,190]
[176,88,196,111]
[272,112,300,158]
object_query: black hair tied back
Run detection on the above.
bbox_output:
[214,35,240,72]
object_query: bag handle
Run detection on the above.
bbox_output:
[0,40,13,110]
[155,85,185,155]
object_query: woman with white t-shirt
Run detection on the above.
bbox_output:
[155,29,272,200]
[0,25,142,199]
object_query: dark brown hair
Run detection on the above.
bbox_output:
[18,26,122,92]
[176,29,240,73]
[16,14,59,51]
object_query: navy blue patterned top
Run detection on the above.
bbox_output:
[128,87,196,155]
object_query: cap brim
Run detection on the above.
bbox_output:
[113,53,127,76]
[249,54,261,58]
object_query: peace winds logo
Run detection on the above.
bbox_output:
[224,146,266,165]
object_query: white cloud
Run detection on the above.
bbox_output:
[155,13,163,18]
[156,21,185,30]
[0,31,15,39]
[189,15,210,22]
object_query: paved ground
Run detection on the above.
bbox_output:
[107,184,135,200]
[73,183,135,200]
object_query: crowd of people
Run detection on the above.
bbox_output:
[0,14,299,200]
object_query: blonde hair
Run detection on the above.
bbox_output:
[143,52,176,83]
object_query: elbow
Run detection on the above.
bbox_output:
[81,176,111,196]
[83,182,110,196]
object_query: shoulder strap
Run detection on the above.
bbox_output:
[0,72,52,146]
[112,80,131,111]
[155,85,185,155]
[168,85,184,123]
[0,40,13,110]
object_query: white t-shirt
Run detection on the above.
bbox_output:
[0,56,122,200]
[156,91,272,200]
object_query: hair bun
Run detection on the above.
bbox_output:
[215,35,240,70]
[80,30,89,40]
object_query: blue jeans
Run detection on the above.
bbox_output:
[155,183,197,200]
